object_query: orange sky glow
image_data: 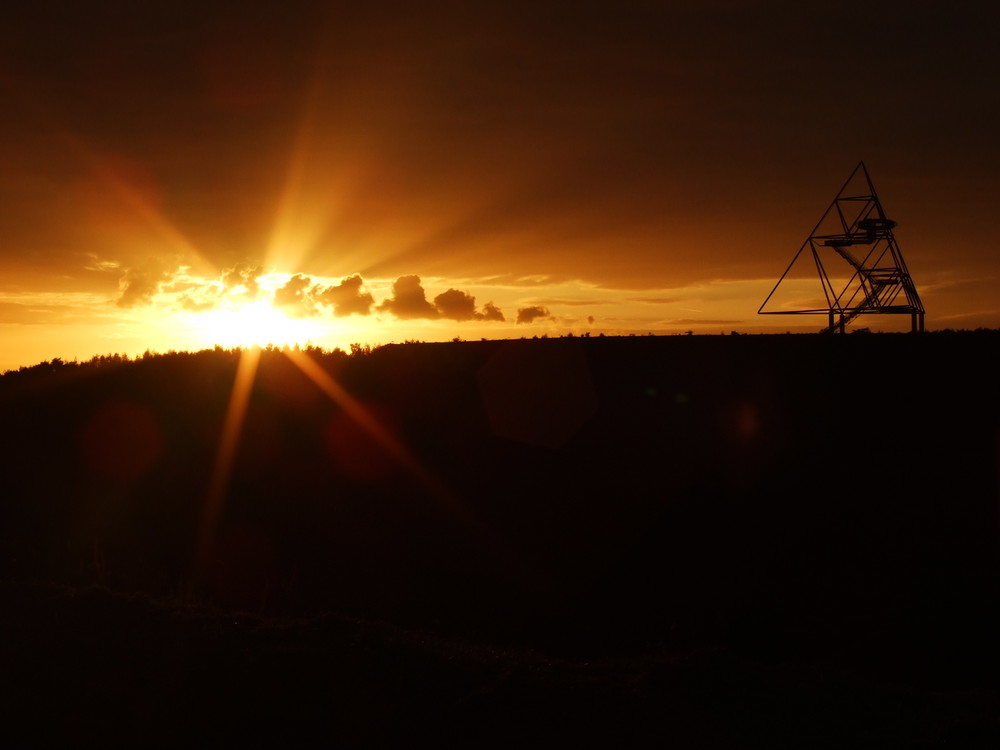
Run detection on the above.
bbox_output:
[2,2,998,371]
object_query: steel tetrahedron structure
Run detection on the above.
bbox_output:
[758,162,924,333]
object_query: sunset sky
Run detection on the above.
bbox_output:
[2,1,998,371]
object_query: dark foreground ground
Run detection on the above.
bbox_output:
[2,332,1000,745]
[5,579,999,748]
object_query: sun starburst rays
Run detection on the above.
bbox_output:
[197,345,260,579]
[190,293,326,349]
[192,341,497,586]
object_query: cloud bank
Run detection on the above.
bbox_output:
[116,262,510,326]
[379,275,506,322]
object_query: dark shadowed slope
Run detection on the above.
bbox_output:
[3,333,1000,744]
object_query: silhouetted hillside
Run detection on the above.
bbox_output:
[3,333,1000,744]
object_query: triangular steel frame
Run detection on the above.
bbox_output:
[758,162,925,333]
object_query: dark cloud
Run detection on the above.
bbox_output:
[433,288,478,321]
[272,273,375,317]
[378,275,439,320]
[481,301,505,322]
[379,280,506,322]
[222,263,264,299]
[516,305,551,324]
[315,274,374,317]
[116,262,175,308]
[433,289,506,321]
[273,273,315,316]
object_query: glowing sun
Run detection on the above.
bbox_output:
[195,298,324,348]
